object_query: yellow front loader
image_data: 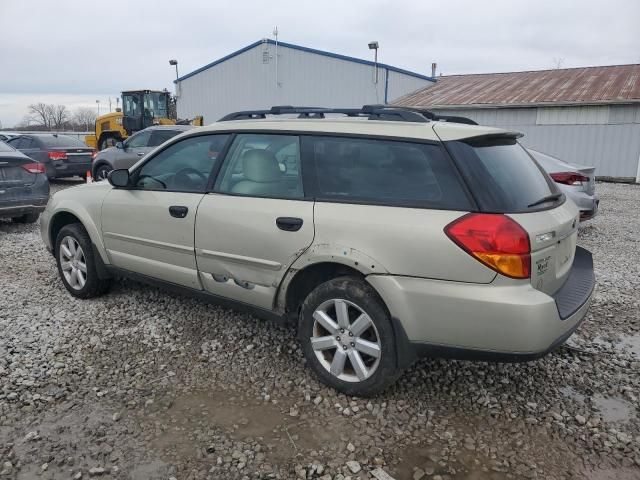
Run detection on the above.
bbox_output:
[85,89,203,150]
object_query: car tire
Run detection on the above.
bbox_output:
[94,164,112,182]
[55,223,111,299]
[12,212,40,224]
[298,276,401,396]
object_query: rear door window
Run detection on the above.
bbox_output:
[446,137,560,212]
[214,134,303,199]
[303,136,472,210]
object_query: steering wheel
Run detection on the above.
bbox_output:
[136,174,166,189]
[173,167,208,190]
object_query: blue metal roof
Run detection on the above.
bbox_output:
[174,39,435,83]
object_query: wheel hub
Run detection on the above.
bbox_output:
[310,298,382,383]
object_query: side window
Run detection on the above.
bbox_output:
[214,134,303,199]
[148,130,181,147]
[126,131,151,149]
[134,134,229,193]
[305,136,472,210]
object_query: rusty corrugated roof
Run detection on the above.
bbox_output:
[393,64,640,108]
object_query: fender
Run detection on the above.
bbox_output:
[274,242,390,313]
[290,243,389,276]
[46,183,112,266]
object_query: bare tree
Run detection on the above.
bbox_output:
[552,57,565,69]
[49,104,69,130]
[73,107,97,131]
[28,103,52,129]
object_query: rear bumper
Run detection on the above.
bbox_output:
[51,161,91,178]
[567,190,599,221]
[367,247,594,363]
[0,175,49,219]
[0,201,47,218]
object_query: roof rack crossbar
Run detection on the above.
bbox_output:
[218,105,478,125]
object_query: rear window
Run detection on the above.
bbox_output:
[39,135,87,148]
[446,137,560,212]
[305,136,472,210]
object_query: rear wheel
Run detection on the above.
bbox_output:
[299,276,400,396]
[55,223,111,298]
[12,212,40,224]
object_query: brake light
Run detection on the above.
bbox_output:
[445,213,531,279]
[48,151,67,160]
[21,162,46,174]
[550,172,588,186]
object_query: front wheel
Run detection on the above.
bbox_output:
[299,276,400,396]
[94,164,112,181]
[55,223,111,298]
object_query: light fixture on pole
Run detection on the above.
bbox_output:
[368,41,379,84]
[95,99,100,116]
[169,59,179,81]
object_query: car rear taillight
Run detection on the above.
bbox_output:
[444,213,531,279]
[550,172,588,186]
[21,162,46,174]
[48,151,67,160]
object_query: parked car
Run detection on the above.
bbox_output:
[0,140,49,223]
[92,125,195,181]
[7,134,95,179]
[40,106,595,396]
[529,148,599,221]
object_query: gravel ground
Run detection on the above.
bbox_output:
[1,179,639,480]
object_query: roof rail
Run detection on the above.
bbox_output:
[218,105,478,125]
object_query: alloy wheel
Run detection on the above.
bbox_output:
[59,236,87,290]
[311,299,382,382]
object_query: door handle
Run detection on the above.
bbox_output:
[169,206,188,218]
[137,152,145,156]
[276,217,303,232]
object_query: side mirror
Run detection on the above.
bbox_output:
[115,141,124,149]
[107,169,130,188]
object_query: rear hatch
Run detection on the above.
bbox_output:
[440,128,580,296]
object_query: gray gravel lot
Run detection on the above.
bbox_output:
[1,180,639,480]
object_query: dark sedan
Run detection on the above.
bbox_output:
[7,134,95,179]
[0,141,49,223]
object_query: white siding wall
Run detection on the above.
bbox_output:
[434,104,640,179]
[176,42,432,123]
[385,70,433,103]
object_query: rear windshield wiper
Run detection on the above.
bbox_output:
[527,193,563,208]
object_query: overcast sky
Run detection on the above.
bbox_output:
[1,0,638,127]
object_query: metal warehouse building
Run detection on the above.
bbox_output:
[394,64,640,182]
[174,39,434,124]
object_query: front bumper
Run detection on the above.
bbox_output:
[367,247,595,361]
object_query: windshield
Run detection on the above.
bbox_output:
[143,92,168,118]
[447,137,560,212]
